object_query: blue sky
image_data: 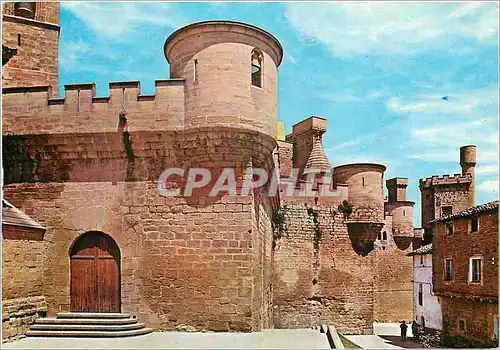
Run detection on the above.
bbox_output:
[59,2,499,226]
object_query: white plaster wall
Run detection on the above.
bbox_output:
[413,254,442,331]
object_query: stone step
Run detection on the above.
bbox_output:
[30,323,145,332]
[56,312,131,319]
[35,317,137,325]
[26,327,153,338]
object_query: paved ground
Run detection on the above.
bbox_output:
[3,329,330,349]
[345,323,421,349]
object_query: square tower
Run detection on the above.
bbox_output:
[2,2,60,92]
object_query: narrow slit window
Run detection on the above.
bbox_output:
[122,88,126,110]
[362,177,365,186]
[76,90,80,113]
[382,231,387,240]
[193,59,198,83]
[251,49,262,88]
[403,209,406,217]
[17,34,22,46]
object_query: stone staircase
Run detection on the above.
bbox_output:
[26,312,153,337]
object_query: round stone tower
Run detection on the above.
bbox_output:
[333,163,386,254]
[460,144,476,206]
[164,20,283,138]
[334,163,386,222]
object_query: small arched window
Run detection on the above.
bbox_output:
[382,231,387,240]
[14,2,36,19]
[251,49,262,88]
[377,232,382,240]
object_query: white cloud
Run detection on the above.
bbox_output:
[384,85,499,168]
[477,179,499,194]
[61,2,188,37]
[284,2,499,57]
[476,165,499,175]
[60,41,89,70]
[386,87,498,117]
[318,90,387,103]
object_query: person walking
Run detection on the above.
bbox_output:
[412,320,418,340]
[400,321,408,342]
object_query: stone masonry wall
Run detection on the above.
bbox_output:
[2,12,59,91]
[3,127,277,332]
[441,298,498,347]
[373,218,413,323]
[273,198,375,335]
[2,225,47,343]
[2,81,185,136]
[2,296,47,343]
[250,186,275,330]
[2,226,45,299]
[4,181,259,331]
[434,186,471,219]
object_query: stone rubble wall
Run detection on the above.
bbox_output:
[2,296,47,343]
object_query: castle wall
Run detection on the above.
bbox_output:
[3,128,277,332]
[272,195,375,335]
[2,80,186,136]
[373,217,413,323]
[250,187,275,330]
[434,185,471,218]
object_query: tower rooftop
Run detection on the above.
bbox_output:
[164,20,284,66]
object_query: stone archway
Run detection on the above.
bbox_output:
[69,231,121,312]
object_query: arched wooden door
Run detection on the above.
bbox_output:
[70,231,121,312]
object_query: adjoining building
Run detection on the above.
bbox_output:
[419,146,499,347]
[431,201,498,347]
[407,243,442,334]
[2,2,416,340]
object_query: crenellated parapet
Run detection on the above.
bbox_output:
[419,173,472,189]
[2,79,186,135]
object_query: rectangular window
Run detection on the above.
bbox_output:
[418,284,423,306]
[420,254,424,265]
[469,257,482,282]
[471,217,478,233]
[441,206,453,217]
[446,222,454,235]
[445,259,453,281]
[459,319,466,331]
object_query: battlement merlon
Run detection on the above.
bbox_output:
[2,79,186,135]
[289,116,327,138]
[419,173,472,189]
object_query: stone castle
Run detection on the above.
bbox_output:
[2,2,416,339]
